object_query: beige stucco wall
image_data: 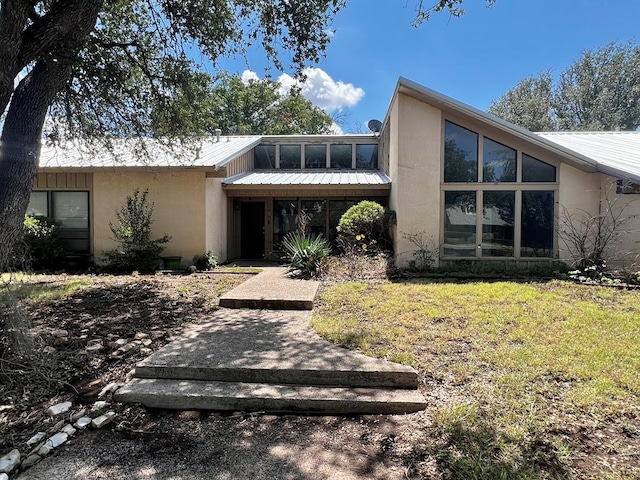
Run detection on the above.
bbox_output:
[205,178,228,263]
[603,176,640,268]
[92,170,208,267]
[388,93,442,268]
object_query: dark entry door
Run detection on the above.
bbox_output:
[240,202,265,258]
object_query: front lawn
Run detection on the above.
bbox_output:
[313,279,640,479]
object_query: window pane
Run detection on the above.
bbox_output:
[279,145,301,169]
[483,137,516,182]
[273,199,298,249]
[301,200,327,237]
[27,192,48,216]
[330,144,352,169]
[521,191,554,257]
[522,154,556,182]
[254,145,276,169]
[482,191,514,257]
[444,191,476,257]
[356,144,378,169]
[305,144,326,169]
[444,121,478,182]
[52,192,88,229]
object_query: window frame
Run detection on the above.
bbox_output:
[440,117,559,260]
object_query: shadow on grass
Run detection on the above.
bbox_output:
[407,413,570,480]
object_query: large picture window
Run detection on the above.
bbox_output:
[483,137,516,182]
[442,119,558,259]
[27,191,90,253]
[444,121,478,182]
[444,191,477,257]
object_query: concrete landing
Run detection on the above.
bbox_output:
[219,267,319,310]
[134,309,418,389]
[115,379,427,415]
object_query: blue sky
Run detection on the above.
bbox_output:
[219,0,640,133]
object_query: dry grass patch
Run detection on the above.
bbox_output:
[313,279,640,479]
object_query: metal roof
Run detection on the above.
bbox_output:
[222,170,392,187]
[37,136,262,169]
[536,131,640,181]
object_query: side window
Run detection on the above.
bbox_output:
[522,154,556,182]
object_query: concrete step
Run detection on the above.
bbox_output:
[114,378,427,415]
[218,267,319,311]
[135,363,419,389]
[218,298,313,310]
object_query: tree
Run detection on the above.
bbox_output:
[487,72,556,131]
[0,0,345,270]
[151,73,333,135]
[488,42,640,132]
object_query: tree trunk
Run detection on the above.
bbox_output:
[0,59,73,269]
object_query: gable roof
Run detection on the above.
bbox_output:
[38,136,262,169]
[393,78,640,182]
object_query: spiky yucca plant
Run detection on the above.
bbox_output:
[281,232,330,278]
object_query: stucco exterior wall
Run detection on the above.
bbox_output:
[92,170,207,267]
[205,177,228,263]
[389,93,442,268]
[603,176,640,268]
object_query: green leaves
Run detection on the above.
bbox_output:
[489,42,640,131]
[281,231,331,278]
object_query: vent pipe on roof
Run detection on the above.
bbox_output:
[214,128,222,142]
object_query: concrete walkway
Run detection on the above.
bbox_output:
[115,267,427,414]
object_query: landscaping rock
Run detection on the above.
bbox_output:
[91,412,116,429]
[99,383,122,397]
[85,343,103,352]
[62,424,77,436]
[140,347,153,355]
[37,444,52,456]
[115,339,129,346]
[134,332,149,340]
[21,454,41,468]
[74,417,92,430]
[118,343,139,356]
[141,338,153,347]
[47,432,68,449]
[28,443,44,457]
[0,449,20,473]
[71,408,87,422]
[0,473,8,480]
[51,329,69,338]
[90,401,109,412]
[42,346,57,354]
[46,402,72,416]
[48,420,65,434]
[26,432,46,447]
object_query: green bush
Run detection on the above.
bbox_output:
[192,251,217,271]
[22,215,64,270]
[103,189,170,273]
[336,200,392,253]
[282,232,331,278]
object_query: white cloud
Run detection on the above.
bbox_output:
[277,67,365,113]
[241,69,260,85]
[240,68,364,113]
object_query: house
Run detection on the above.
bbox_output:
[30,77,640,269]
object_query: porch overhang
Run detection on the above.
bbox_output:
[222,170,392,197]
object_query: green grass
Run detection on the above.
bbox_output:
[312,279,640,479]
[1,274,92,307]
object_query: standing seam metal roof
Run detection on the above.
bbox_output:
[222,170,392,187]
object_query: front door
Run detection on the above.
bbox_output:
[240,201,265,258]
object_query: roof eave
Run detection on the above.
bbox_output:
[395,77,599,173]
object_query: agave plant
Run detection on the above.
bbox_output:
[281,231,331,278]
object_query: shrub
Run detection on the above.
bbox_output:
[192,251,217,271]
[22,215,64,270]
[281,232,331,278]
[103,189,170,273]
[403,231,438,271]
[336,201,392,253]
